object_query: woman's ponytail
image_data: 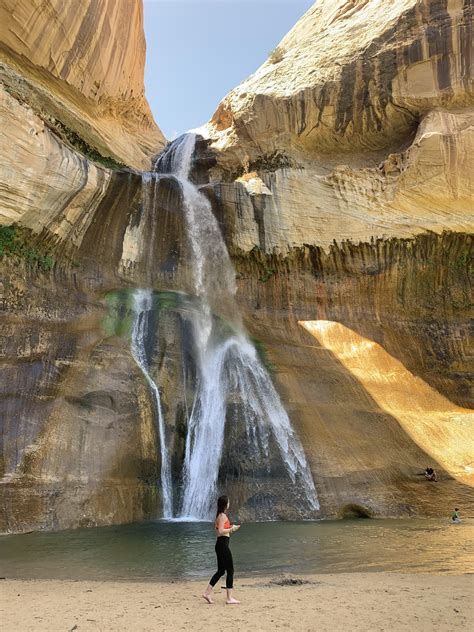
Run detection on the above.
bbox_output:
[216,495,229,518]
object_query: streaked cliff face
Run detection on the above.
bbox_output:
[0,0,473,532]
[0,0,166,532]
[0,0,165,170]
[203,0,473,250]
[199,0,474,521]
[207,0,473,163]
[231,233,473,517]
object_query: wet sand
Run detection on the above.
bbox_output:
[1,573,472,631]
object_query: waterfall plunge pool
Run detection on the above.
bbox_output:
[1,519,472,581]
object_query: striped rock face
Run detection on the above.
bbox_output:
[0,0,165,170]
[198,0,474,518]
[202,0,473,249]
[207,0,473,163]
[0,0,473,533]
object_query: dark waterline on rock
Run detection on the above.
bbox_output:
[0,519,472,581]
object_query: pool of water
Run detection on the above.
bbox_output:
[0,519,472,581]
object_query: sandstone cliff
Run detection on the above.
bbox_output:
[0,0,168,532]
[204,0,473,249]
[1,0,473,532]
[0,0,169,246]
[231,233,473,517]
[198,0,474,515]
[0,0,165,172]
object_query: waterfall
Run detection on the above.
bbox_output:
[130,288,173,519]
[155,134,319,520]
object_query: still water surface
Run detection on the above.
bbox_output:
[1,519,472,581]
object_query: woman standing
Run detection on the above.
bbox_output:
[202,495,241,604]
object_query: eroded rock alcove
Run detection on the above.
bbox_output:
[0,0,473,532]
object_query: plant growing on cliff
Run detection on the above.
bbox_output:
[103,290,135,338]
[251,337,276,376]
[0,224,54,271]
[228,151,297,182]
[454,250,471,271]
[259,266,276,283]
[0,225,16,255]
[268,46,286,64]
[46,118,126,171]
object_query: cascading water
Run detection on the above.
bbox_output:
[130,288,173,519]
[153,134,319,520]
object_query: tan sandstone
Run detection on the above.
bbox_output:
[200,0,474,516]
[1,0,473,532]
[204,0,474,250]
[0,0,165,170]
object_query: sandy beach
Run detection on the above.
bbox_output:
[1,573,472,631]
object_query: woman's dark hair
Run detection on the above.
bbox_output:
[216,495,229,518]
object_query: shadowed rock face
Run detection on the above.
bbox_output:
[0,0,171,530]
[1,226,472,531]
[232,233,473,409]
[231,232,473,517]
[0,188,162,532]
[1,0,473,532]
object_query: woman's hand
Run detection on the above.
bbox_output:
[231,524,241,533]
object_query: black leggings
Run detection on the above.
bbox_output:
[209,536,234,589]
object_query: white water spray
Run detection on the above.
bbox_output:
[158,134,319,519]
[130,288,173,518]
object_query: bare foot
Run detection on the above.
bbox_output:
[202,593,214,604]
[226,598,240,605]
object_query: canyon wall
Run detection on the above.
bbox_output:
[231,233,473,517]
[200,0,474,516]
[0,0,170,532]
[0,0,165,174]
[204,0,473,248]
[1,0,473,532]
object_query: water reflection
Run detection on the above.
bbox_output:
[0,519,472,581]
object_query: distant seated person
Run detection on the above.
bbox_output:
[452,508,461,523]
[424,467,437,481]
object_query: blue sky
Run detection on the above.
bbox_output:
[143,0,314,139]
